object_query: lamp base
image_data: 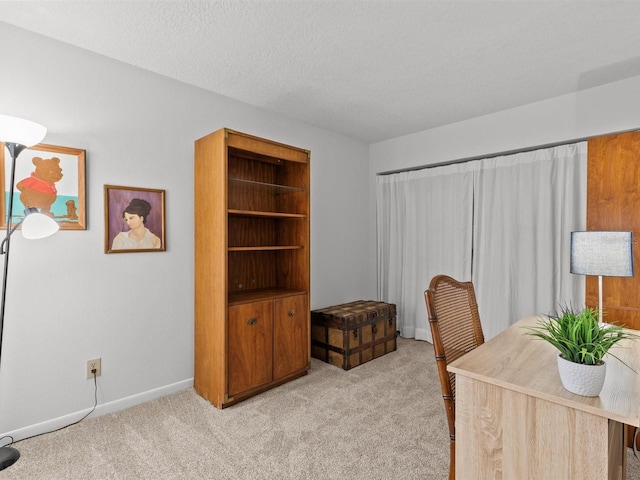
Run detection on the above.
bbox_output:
[0,445,19,471]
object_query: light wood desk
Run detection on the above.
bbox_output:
[448,315,640,480]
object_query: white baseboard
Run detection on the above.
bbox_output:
[4,378,194,442]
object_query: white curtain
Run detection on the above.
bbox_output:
[376,142,586,342]
[472,143,587,339]
[376,163,475,341]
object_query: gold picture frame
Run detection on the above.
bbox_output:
[0,143,86,230]
[104,185,166,253]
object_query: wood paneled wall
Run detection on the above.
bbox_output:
[587,131,640,329]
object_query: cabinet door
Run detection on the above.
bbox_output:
[228,301,273,396]
[273,294,308,380]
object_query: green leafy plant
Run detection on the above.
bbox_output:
[525,306,638,366]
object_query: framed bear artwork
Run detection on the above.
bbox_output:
[0,143,86,230]
[104,185,166,253]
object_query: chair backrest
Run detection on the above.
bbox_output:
[424,275,484,441]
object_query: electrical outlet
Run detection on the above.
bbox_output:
[87,358,101,379]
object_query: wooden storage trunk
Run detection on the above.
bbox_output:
[311,300,397,370]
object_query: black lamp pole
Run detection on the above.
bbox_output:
[0,141,27,471]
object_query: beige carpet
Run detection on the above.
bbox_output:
[3,337,640,479]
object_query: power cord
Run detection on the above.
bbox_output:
[0,369,99,449]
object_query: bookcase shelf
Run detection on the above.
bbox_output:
[228,209,306,219]
[228,177,305,193]
[228,246,303,251]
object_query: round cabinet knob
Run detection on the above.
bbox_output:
[288,309,296,317]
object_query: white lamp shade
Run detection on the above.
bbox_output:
[0,114,47,147]
[21,213,59,240]
[570,231,634,277]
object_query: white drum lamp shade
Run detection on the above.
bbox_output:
[571,231,634,277]
[570,231,634,324]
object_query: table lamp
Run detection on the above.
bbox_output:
[0,114,58,471]
[570,231,634,324]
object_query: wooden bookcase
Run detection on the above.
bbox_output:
[194,128,310,408]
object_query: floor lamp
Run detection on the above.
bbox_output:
[0,114,59,471]
[570,231,634,325]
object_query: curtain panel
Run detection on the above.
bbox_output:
[376,163,475,340]
[376,142,586,342]
[472,143,587,339]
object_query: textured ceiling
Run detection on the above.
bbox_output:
[1,1,640,143]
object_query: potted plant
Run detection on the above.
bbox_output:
[525,306,637,396]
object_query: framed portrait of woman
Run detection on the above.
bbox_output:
[104,185,166,253]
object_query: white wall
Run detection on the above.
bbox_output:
[368,75,640,295]
[0,22,370,439]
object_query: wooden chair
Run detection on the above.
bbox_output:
[424,275,485,480]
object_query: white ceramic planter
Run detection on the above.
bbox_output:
[557,354,606,397]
